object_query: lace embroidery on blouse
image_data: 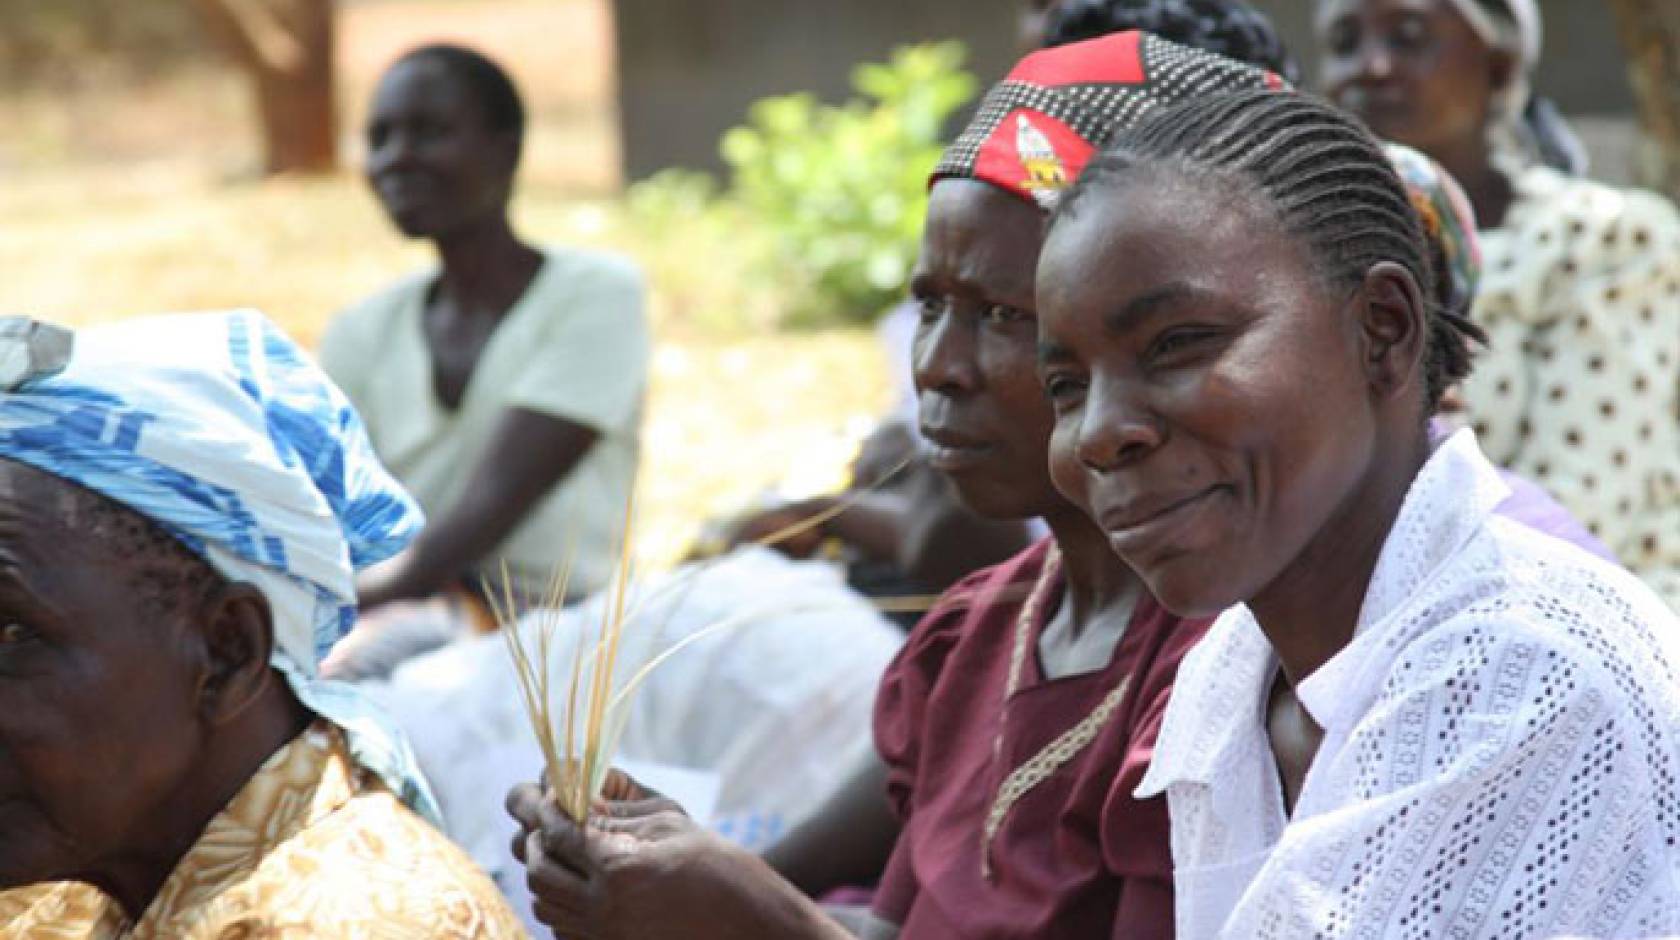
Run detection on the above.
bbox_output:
[1141,430,1680,938]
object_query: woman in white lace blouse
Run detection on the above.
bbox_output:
[1316,0,1680,609]
[1036,89,1680,938]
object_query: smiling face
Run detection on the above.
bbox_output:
[1036,167,1392,617]
[0,462,209,891]
[364,56,518,240]
[1316,0,1512,161]
[912,179,1064,521]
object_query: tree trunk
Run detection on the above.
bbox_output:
[1608,0,1680,200]
[193,0,337,175]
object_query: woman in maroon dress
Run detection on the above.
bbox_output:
[506,33,1282,940]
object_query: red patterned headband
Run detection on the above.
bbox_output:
[933,31,1285,210]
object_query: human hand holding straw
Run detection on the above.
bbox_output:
[508,770,851,939]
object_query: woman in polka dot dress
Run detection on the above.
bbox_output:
[1319,0,1680,610]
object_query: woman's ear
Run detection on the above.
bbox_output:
[1487,46,1519,98]
[1354,260,1428,402]
[194,583,276,726]
[493,131,521,183]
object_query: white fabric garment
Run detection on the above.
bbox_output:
[1463,164,1680,610]
[360,547,903,928]
[1138,430,1680,939]
[320,247,648,601]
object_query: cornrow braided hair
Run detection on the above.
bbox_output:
[1057,89,1486,409]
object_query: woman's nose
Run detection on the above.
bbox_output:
[912,313,980,397]
[1076,380,1162,472]
[367,128,414,176]
[1355,38,1395,82]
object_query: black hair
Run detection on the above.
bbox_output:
[1056,89,1485,409]
[1045,0,1301,84]
[394,43,527,153]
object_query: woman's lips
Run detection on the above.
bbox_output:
[920,426,993,472]
[1098,485,1224,555]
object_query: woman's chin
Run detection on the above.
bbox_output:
[946,475,1055,525]
[1133,559,1248,621]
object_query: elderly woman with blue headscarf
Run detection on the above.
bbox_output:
[0,311,523,937]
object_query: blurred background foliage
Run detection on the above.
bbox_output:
[628,42,977,329]
[0,0,204,86]
[1,0,1673,561]
[0,0,904,563]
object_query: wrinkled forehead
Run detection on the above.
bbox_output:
[0,459,141,570]
[919,179,1045,290]
[0,459,85,526]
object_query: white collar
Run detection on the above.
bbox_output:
[1139,430,1511,793]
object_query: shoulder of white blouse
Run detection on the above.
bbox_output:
[1478,168,1680,320]
[1506,166,1680,248]
[327,267,432,339]
[538,244,648,299]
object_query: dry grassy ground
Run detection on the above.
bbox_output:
[0,0,889,566]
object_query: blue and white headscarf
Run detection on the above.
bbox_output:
[0,309,438,821]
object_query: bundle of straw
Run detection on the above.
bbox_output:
[493,492,638,823]
[496,459,921,823]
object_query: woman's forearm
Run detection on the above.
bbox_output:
[763,755,898,897]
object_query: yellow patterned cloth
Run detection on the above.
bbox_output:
[0,722,527,939]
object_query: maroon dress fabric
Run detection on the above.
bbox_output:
[871,539,1213,939]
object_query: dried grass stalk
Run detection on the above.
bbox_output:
[496,455,915,822]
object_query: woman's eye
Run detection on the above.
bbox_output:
[0,622,35,646]
[914,294,945,323]
[1149,328,1217,363]
[980,304,1029,326]
[1043,374,1085,403]
[1391,16,1429,49]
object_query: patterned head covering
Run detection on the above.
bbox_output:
[1385,142,1484,317]
[0,309,437,820]
[932,30,1285,211]
[1437,0,1583,173]
[1441,0,1540,76]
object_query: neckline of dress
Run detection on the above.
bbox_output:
[978,545,1136,879]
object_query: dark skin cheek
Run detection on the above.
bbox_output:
[1046,421,1091,520]
[0,618,203,875]
[1159,364,1263,488]
[981,353,1050,455]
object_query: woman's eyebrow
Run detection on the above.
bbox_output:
[1105,282,1200,335]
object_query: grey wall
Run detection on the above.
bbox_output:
[615,0,1637,181]
[614,0,1022,180]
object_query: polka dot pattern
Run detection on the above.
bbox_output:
[1463,165,1680,612]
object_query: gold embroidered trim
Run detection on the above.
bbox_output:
[980,547,1133,879]
[981,675,1132,878]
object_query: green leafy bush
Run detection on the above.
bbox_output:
[619,168,785,335]
[627,42,977,330]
